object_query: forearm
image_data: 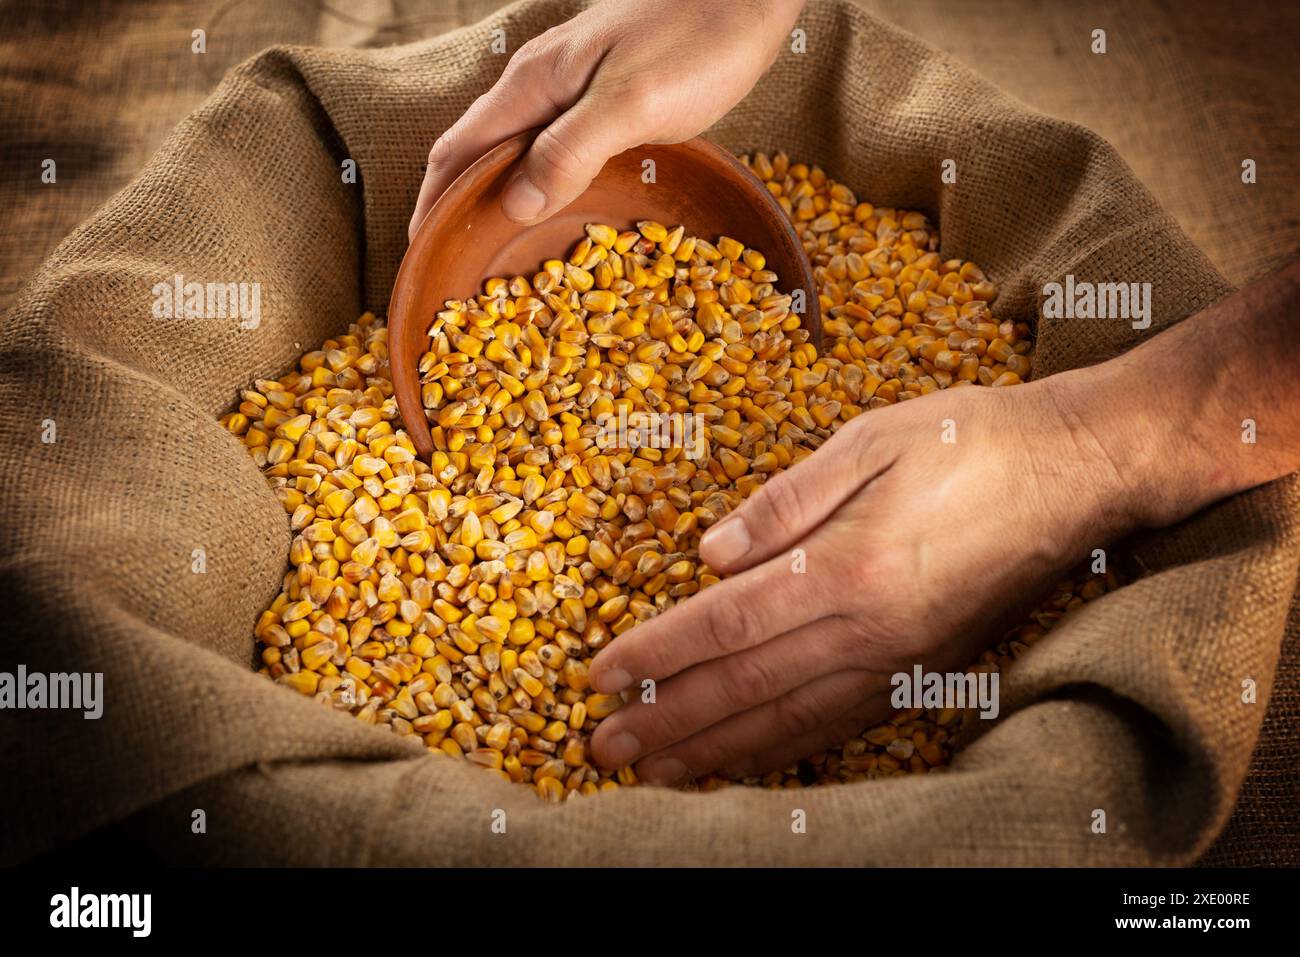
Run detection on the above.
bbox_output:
[751,0,808,29]
[1050,259,1300,531]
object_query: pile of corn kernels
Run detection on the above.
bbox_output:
[225,152,1117,799]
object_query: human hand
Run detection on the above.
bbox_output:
[586,376,1140,784]
[408,0,807,239]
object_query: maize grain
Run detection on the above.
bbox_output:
[232,152,1114,798]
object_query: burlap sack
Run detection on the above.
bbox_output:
[2,0,1296,866]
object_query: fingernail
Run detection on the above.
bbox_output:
[429,135,450,165]
[701,516,750,566]
[593,667,631,694]
[602,731,641,767]
[640,756,689,787]
[502,173,546,222]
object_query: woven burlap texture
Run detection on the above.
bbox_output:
[2,0,1296,865]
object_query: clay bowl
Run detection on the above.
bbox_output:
[388,131,820,457]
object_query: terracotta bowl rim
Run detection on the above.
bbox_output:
[388,131,819,455]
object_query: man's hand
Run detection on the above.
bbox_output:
[587,258,1300,786]
[409,0,806,239]
[586,378,1136,784]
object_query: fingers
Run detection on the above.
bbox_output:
[499,79,649,225]
[587,546,832,695]
[699,415,896,575]
[407,35,596,241]
[631,670,890,785]
[722,693,894,779]
[590,615,855,769]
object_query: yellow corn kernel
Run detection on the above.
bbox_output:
[242,166,1054,795]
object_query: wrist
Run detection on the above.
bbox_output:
[741,0,807,43]
[1035,358,1185,535]
[1034,261,1300,540]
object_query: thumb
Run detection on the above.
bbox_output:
[699,418,894,574]
[501,85,644,224]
